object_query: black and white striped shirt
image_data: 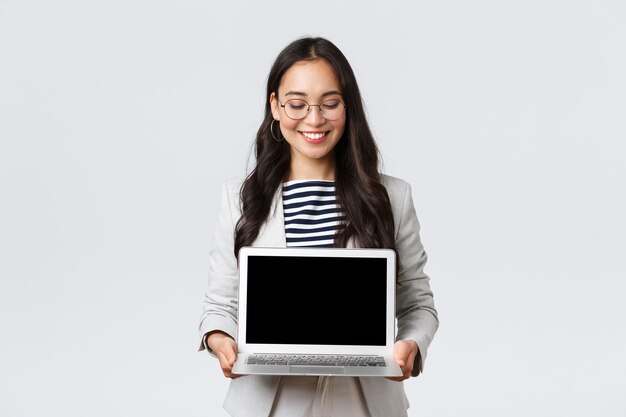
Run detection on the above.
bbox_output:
[282,180,345,247]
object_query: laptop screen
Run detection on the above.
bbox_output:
[245,255,387,346]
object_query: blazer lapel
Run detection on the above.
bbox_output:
[254,186,287,247]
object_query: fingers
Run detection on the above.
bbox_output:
[387,340,418,382]
[207,332,241,379]
[216,346,240,379]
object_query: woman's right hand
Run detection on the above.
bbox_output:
[206,331,241,379]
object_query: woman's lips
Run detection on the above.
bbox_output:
[300,131,328,144]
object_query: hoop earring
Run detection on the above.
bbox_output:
[270,119,284,142]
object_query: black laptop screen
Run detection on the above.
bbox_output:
[245,255,388,346]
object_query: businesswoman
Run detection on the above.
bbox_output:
[199,37,438,417]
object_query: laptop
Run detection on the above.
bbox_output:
[231,246,403,377]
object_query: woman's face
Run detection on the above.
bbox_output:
[270,59,346,177]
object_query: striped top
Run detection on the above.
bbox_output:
[282,180,345,247]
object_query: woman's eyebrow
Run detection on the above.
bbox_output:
[284,91,306,97]
[284,90,343,97]
[321,90,343,97]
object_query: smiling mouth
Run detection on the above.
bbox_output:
[300,131,329,143]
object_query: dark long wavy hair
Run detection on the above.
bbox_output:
[234,37,396,259]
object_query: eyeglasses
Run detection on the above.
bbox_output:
[278,98,347,121]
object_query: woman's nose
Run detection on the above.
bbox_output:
[304,105,325,125]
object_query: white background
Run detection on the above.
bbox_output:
[1,1,625,416]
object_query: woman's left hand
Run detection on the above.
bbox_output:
[386,339,419,382]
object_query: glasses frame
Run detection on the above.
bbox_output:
[278,98,347,121]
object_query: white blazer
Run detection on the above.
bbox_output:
[199,174,439,417]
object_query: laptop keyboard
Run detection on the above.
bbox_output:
[246,354,387,367]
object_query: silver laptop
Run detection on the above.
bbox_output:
[231,246,403,377]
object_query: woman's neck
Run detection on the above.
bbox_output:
[287,158,335,181]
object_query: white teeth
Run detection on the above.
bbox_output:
[302,132,326,140]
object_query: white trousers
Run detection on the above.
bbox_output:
[269,376,371,417]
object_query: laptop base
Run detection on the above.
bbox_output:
[232,354,403,377]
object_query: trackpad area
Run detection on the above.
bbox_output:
[289,366,345,375]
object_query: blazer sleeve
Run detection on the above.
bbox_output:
[198,181,241,352]
[387,177,439,376]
